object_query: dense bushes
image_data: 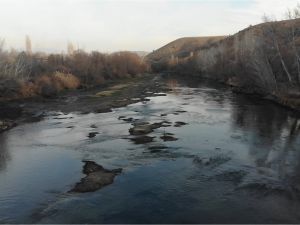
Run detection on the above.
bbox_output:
[0,47,148,99]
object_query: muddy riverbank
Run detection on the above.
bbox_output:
[0,74,168,133]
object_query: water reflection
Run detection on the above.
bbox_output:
[0,133,10,171]
[230,93,300,195]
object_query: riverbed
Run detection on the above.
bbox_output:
[1,77,300,223]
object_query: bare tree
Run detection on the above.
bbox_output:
[262,15,293,84]
[285,4,300,83]
[0,38,4,54]
[25,35,32,55]
[67,42,74,56]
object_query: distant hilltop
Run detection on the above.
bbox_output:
[146,36,224,64]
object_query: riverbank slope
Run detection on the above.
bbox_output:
[146,18,300,111]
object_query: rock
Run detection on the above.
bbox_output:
[90,124,97,128]
[130,136,154,144]
[148,145,168,153]
[70,161,122,193]
[175,110,187,113]
[87,132,99,138]
[110,101,131,108]
[0,120,16,133]
[174,121,188,127]
[160,134,178,142]
[129,124,153,135]
[129,121,167,135]
[132,121,149,126]
[83,161,104,174]
[94,107,112,113]
[118,116,126,120]
[123,117,134,122]
[150,122,164,129]
[160,113,167,116]
[53,117,73,120]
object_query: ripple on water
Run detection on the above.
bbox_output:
[1,78,300,223]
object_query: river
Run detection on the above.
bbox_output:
[0,77,300,223]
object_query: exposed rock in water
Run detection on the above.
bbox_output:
[129,121,166,135]
[160,134,178,142]
[175,110,187,113]
[70,161,122,193]
[110,100,132,108]
[129,124,153,135]
[94,107,112,114]
[148,145,168,153]
[0,120,16,133]
[174,121,188,127]
[150,122,164,129]
[87,132,99,138]
[123,117,135,122]
[90,124,97,128]
[53,117,74,120]
[132,121,149,126]
[130,136,154,144]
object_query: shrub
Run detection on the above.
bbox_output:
[52,72,80,89]
[19,81,37,98]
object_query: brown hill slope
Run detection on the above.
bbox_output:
[146,36,225,63]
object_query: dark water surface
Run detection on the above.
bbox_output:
[1,78,300,223]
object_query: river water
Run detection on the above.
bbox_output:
[1,78,300,223]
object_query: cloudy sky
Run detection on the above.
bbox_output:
[0,0,299,53]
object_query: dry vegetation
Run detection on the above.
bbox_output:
[147,6,300,108]
[146,36,225,72]
[0,41,148,100]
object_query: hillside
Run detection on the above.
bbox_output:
[148,18,300,110]
[146,36,224,64]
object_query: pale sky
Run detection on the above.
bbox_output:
[0,0,299,53]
